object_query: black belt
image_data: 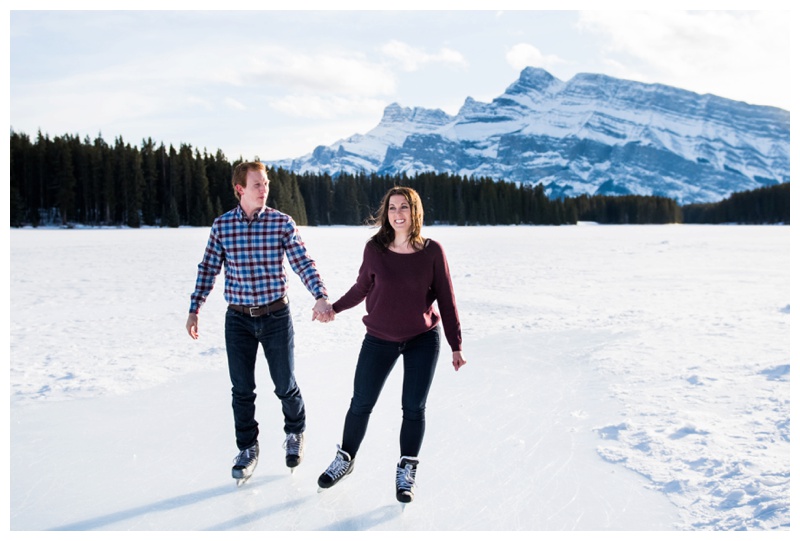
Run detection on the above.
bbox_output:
[229,297,288,317]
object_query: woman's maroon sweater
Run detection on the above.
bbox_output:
[332,239,462,352]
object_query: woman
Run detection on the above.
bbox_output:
[317,186,467,503]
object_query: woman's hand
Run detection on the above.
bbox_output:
[452,351,467,371]
[312,298,335,323]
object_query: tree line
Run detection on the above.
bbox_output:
[9,129,789,228]
[681,183,789,224]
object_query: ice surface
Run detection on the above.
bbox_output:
[9,224,789,531]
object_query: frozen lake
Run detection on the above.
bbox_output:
[9,224,790,530]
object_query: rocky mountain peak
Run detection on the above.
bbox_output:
[268,68,789,204]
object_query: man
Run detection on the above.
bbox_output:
[186,161,333,484]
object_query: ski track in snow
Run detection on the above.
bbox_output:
[9,224,790,531]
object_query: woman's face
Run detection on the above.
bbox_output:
[387,194,412,235]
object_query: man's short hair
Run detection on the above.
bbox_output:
[231,161,267,201]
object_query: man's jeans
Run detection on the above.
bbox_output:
[341,327,441,458]
[225,305,305,450]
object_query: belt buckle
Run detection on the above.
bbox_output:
[248,306,260,317]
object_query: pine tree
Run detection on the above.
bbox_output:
[167,196,181,228]
[126,147,144,228]
[9,131,32,226]
[287,170,309,225]
[141,138,158,226]
[55,137,76,225]
[190,149,213,226]
[333,175,360,224]
[97,137,114,224]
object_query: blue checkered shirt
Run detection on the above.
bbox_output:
[189,205,328,314]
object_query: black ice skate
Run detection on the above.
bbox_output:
[283,432,305,471]
[317,445,354,490]
[396,456,419,503]
[232,442,259,487]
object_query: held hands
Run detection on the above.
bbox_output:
[312,298,335,323]
[452,351,467,372]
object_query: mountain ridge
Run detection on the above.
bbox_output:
[268,67,789,204]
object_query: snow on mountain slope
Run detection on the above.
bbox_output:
[268,68,789,204]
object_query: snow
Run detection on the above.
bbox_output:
[9,224,790,531]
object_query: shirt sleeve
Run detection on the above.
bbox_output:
[332,243,375,313]
[189,222,225,314]
[282,216,328,300]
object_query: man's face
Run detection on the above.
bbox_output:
[237,169,269,211]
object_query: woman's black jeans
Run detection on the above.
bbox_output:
[341,327,441,459]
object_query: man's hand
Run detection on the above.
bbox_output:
[186,313,199,339]
[312,298,335,323]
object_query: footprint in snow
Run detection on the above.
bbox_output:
[596,423,628,440]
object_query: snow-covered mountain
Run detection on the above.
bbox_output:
[268,67,789,204]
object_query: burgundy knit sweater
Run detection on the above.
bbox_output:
[332,239,462,352]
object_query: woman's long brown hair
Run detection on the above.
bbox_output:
[370,186,425,251]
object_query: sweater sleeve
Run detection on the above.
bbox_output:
[332,243,375,313]
[432,241,463,352]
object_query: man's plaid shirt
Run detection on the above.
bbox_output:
[189,205,327,314]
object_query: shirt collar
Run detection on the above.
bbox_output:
[235,204,268,223]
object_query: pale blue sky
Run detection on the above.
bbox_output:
[7,4,792,162]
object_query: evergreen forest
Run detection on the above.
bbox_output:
[9,130,790,228]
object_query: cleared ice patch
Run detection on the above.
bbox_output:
[759,365,789,381]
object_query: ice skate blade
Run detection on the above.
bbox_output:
[236,476,252,488]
